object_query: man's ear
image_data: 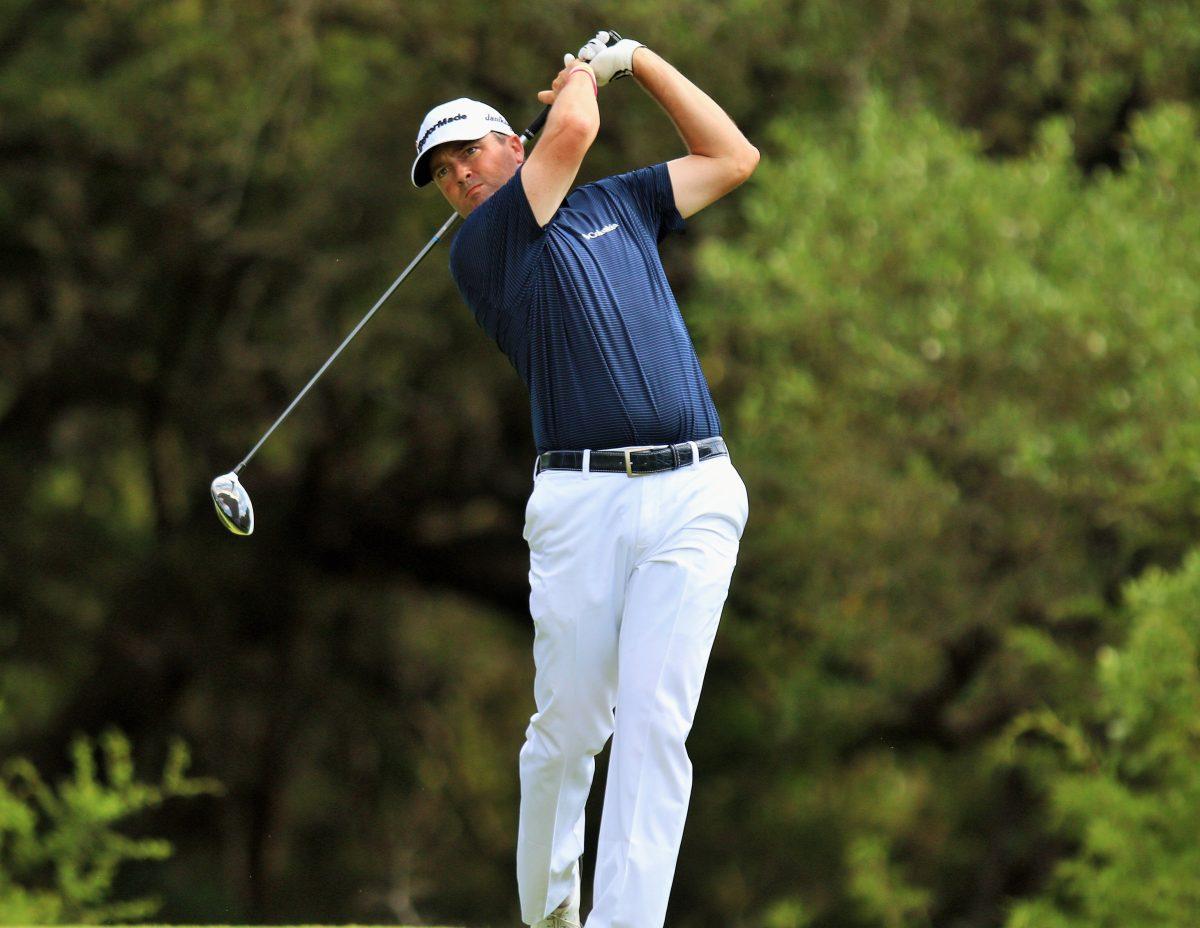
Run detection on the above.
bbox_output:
[508,132,526,163]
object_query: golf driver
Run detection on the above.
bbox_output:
[211,104,553,535]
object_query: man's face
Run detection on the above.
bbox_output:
[430,132,525,218]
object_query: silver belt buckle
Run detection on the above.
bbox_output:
[623,446,658,477]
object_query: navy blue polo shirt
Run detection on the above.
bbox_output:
[449,162,721,453]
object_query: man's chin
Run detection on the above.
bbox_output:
[460,187,493,217]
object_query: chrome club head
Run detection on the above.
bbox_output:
[210,471,254,536]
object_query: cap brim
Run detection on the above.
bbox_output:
[411,149,437,188]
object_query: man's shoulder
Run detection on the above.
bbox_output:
[571,164,679,241]
[591,163,667,193]
[450,169,525,261]
[574,164,672,220]
[449,165,551,306]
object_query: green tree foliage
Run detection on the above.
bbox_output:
[5,0,1200,925]
[0,704,222,925]
[1003,549,1200,928]
[683,95,1200,925]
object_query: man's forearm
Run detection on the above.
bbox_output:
[525,61,600,227]
[631,47,757,165]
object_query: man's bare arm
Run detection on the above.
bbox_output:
[522,61,600,227]
[630,47,759,219]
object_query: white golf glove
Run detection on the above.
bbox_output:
[573,30,643,86]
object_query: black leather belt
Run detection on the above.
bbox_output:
[536,437,728,477]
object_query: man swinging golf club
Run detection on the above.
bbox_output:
[412,30,758,928]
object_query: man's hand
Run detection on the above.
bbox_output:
[537,57,597,105]
[575,30,643,86]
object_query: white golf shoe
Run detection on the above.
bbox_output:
[532,867,581,928]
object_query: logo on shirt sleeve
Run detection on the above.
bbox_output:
[581,222,619,240]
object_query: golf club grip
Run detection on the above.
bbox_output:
[522,105,551,141]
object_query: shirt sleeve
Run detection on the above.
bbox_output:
[449,165,546,342]
[603,162,687,243]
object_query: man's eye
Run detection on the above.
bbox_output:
[465,146,479,156]
[435,165,447,179]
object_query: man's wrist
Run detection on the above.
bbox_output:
[629,44,651,82]
[631,44,647,70]
[568,65,599,97]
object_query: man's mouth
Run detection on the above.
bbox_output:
[466,183,484,197]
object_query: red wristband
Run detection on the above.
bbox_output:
[569,66,599,97]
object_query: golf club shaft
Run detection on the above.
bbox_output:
[522,105,550,141]
[232,105,552,476]
[234,210,457,474]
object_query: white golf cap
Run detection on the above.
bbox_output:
[411,98,515,188]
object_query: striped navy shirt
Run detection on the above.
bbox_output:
[449,162,721,454]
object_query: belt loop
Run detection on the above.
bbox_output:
[670,443,680,471]
[688,440,700,467]
[582,448,591,479]
[533,454,541,481]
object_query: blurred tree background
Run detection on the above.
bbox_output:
[3,1,1200,926]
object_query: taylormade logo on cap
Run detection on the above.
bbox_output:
[411,98,514,188]
[416,113,468,154]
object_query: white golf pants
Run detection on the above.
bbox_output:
[518,447,748,928]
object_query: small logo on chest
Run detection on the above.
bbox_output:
[581,222,619,240]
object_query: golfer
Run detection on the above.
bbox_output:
[412,31,757,928]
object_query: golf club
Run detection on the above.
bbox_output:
[211,104,553,535]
